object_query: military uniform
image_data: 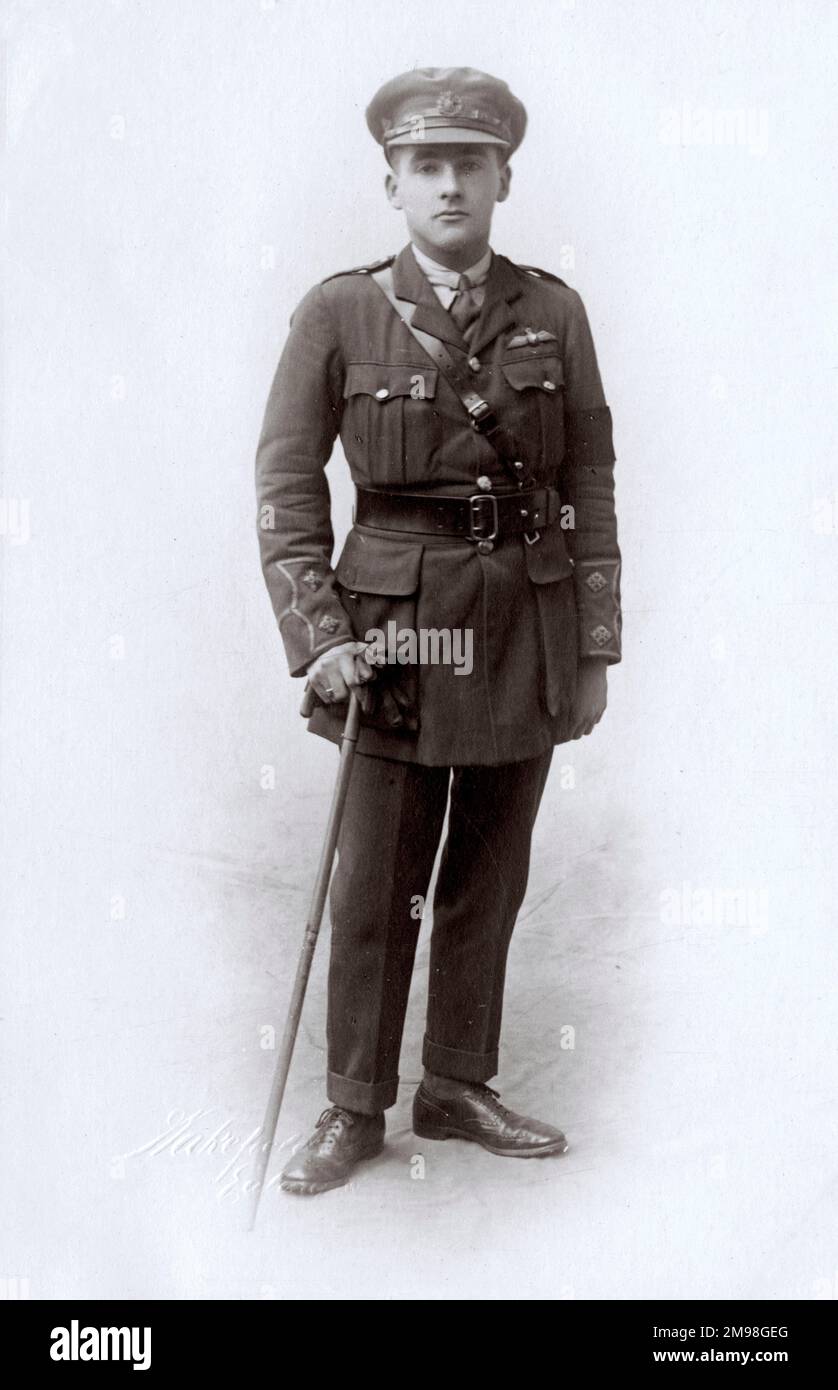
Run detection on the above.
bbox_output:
[257,244,620,764]
[255,69,621,1124]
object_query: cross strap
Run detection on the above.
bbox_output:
[369,266,534,490]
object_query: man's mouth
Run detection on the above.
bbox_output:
[435,210,468,221]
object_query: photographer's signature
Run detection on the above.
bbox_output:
[120,1107,292,1202]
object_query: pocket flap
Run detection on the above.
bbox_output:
[334,528,424,595]
[343,363,439,401]
[501,356,565,394]
[524,523,575,584]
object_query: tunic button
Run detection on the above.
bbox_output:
[468,356,481,372]
[476,475,492,491]
[477,540,494,555]
[375,387,389,400]
[542,379,557,392]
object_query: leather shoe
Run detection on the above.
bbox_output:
[413,1080,568,1157]
[280,1105,385,1195]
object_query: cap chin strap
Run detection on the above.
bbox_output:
[384,114,512,144]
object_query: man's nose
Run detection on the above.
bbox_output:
[439,166,464,198]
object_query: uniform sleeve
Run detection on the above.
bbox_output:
[558,289,622,663]
[255,283,355,676]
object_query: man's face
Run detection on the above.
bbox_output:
[385,143,511,268]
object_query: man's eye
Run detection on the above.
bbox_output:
[416,163,438,174]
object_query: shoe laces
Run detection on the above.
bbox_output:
[462,1082,502,1105]
[473,1083,510,1117]
[314,1106,354,1154]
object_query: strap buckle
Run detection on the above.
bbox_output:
[467,398,499,436]
[468,494,499,542]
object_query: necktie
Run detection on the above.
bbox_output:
[449,273,483,341]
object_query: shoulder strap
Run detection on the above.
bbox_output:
[320,255,395,285]
[369,266,533,490]
[516,263,569,287]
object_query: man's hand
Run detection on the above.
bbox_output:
[307,641,377,714]
[569,658,608,739]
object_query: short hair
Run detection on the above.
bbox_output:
[385,143,510,172]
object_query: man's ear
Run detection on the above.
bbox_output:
[496,162,512,205]
[385,170,403,210]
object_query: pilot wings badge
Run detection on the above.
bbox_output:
[506,327,560,349]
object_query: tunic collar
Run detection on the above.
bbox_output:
[410,243,493,289]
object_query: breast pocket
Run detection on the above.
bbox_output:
[333,527,425,731]
[498,353,566,476]
[342,362,441,486]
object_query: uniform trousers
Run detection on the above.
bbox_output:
[326,745,554,1114]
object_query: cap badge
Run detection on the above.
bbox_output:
[437,91,464,117]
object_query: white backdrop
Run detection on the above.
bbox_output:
[2,0,836,1300]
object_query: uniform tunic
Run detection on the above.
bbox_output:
[255,243,621,766]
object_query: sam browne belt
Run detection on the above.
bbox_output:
[354,485,563,545]
[370,264,538,493]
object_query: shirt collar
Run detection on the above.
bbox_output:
[410,242,493,289]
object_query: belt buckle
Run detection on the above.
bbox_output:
[468,493,499,542]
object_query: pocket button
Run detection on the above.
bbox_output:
[375,387,390,400]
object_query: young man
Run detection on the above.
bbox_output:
[255,67,621,1195]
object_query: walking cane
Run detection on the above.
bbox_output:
[249,683,362,1229]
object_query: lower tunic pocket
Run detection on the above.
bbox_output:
[334,527,425,731]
